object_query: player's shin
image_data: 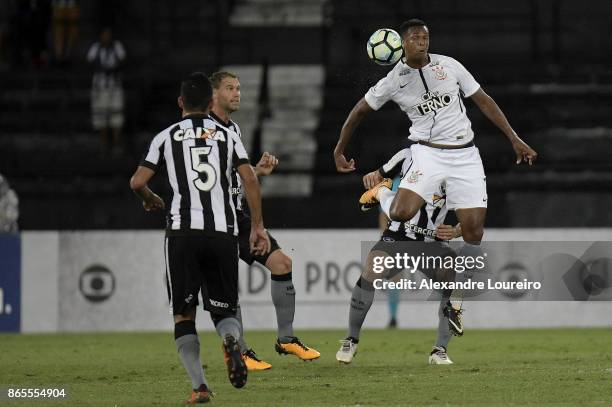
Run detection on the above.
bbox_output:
[449,242,483,310]
[174,320,208,390]
[235,303,249,352]
[436,291,452,349]
[271,272,296,343]
[348,277,375,340]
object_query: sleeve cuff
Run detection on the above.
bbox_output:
[378,166,390,178]
[380,165,401,179]
[463,84,480,98]
[234,158,250,168]
[139,160,158,171]
[364,93,381,111]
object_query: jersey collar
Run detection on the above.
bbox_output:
[401,53,432,69]
[183,113,209,120]
[209,111,232,127]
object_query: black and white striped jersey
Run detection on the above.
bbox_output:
[380,148,449,241]
[209,112,245,212]
[140,113,249,236]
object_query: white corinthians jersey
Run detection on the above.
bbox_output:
[365,53,480,145]
[141,114,249,236]
[380,148,449,241]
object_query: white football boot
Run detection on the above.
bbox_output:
[428,346,454,365]
[336,338,358,364]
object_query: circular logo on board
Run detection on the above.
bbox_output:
[79,265,115,302]
[496,262,532,299]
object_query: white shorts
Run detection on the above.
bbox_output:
[91,87,124,130]
[399,143,487,210]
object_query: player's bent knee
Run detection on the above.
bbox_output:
[364,250,387,281]
[267,250,292,275]
[174,310,196,324]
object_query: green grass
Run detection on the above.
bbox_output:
[1,329,612,406]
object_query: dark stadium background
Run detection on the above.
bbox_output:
[1,0,611,230]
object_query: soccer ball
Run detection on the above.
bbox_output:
[366,28,403,65]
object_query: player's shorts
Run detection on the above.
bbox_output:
[237,210,280,265]
[371,230,455,281]
[91,87,124,130]
[164,234,238,316]
[399,143,487,210]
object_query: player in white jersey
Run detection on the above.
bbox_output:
[334,18,537,310]
[336,146,463,365]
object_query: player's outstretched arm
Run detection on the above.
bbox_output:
[237,163,271,255]
[470,88,538,165]
[254,152,279,177]
[334,97,374,173]
[129,166,165,211]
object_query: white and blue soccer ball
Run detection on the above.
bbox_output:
[366,28,403,66]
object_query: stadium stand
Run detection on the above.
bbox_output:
[1,0,612,229]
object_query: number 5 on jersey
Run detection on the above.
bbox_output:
[191,146,217,192]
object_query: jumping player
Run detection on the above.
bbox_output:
[334,19,537,309]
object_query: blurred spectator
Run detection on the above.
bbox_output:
[87,28,126,156]
[0,174,19,233]
[52,0,79,65]
[8,0,51,68]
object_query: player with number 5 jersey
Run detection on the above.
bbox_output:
[141,102,249,235]
[130,72,270,404]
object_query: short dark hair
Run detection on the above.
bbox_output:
[209,71,239,89]
[399,19,428,37]
[180,72,212,111]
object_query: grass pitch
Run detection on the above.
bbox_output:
[1,328,611,406]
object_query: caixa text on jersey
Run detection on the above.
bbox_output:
[173,127,226,142]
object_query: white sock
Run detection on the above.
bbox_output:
[378,188,395,219]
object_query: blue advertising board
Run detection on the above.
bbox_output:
[0,234,20,332]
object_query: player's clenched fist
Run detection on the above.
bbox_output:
[363,170,383,189]
[255,152,279,176]
[249,226,271,256]
[143,193,165,211]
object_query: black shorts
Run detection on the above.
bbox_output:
[237,211,281,265]
[164,234,238,316]
[371,228,455,280]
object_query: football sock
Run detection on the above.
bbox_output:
[436,296,452,349]
[387,288,400,320]
[235,303,249,352]
[174,320,208,389]
[271,272,296,343]
[348,277,375,340]
[378,188,395,219]
[450,242,482,309]
[215,316,241,340]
